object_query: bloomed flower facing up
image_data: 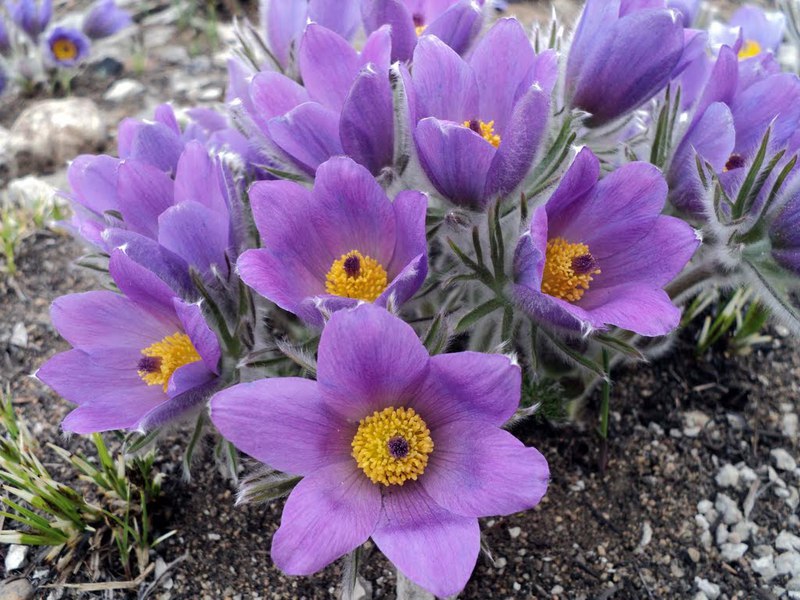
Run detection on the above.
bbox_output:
[411,19,557,209]
[210,304,549,597]
[514,148,699,336]
[45,27,90,68]
[237,157,428,326]
[37,250,220,433]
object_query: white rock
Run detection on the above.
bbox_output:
[693,594,708,600]
[7,176,55,208]
[716,465,740,488]
[784,413,799,439]
[103,78,146,102]
[732,521,756,543]
[508,527,521,539]
[716,523,729,546]
[771,449,797,472]
[776,551,800,576]
[788,577,800,591]
[719,543,748,562]
[697,500,714,514]
[700,530,713,550]
[739,466,759,484]
[9,323,27,349]
[4,544,28,571]
[751,555,778,581]
[683,410,710,437]
[777,531,800,552]
[715,493,743,524]
[695,515,710,530]
[695,577,721,600]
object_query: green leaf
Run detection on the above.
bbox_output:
[455,297,505,333]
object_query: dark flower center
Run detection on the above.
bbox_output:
[137,356,162,374]
[724,153,746,172]
[571,253,599,275]
[467,120,481,134]
[343,254,362,278]
[412,13,425,28]
[387,436,410,459]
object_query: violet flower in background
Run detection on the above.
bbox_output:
[6,0,51,41]
[44,26,90,68]
[566,0,685,126]
[769,181,800,277]
[0,64,7,96]
[667,0,699,27]
[237,157,428,326]
[362,0,483,62]
[0,16,11,54]
[411,19,555,210]
[82,0,132,40]
[708,4,785,59]
[210,304,549,597]
[38,250,220,434]
[514,148,698,336]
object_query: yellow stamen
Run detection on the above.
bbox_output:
[138,332,201,391]
[541,237,601,303]
[352,407,434,486]
[738,39,762,60]
[52,38,78,61]
[463,120,501,148]
[415,24,427,36]
[325,250,388,302]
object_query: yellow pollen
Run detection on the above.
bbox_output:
[138,332,202,391]
[541,237,601,303]
[463,120,501,148]
[52,38,78,61]
[325,250,388,302]
[415,24,427,36]
[352,407,434,486]
[738,39,762,60]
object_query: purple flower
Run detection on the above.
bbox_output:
[44,26,90,68]
[237,157,428,326]
[38,249,220,433]
[362,0,483,62]
[0,65,7,96]
[513,148,699,336]
[82,0,132,40]
[668,0,699,26]
[210,304,549,597]
[411,19,556,210]
[709,5,785,59]
[260,0,360,71]
[566,0,685,125]
[6,0,51,41]
[770,181,800,276]
[0,16,11,55]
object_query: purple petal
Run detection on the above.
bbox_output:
[340,65,394,176]
[249,71,310,124]
[530,48,559,94]
[412,35,478,122]
[308,0,361,40]
[174,141,228,215]
[360,24,392,70]
[423,421,549,517]
[423,0,482,56]
[174,299,221,374]
[411,352,521,429]
[268,102,343,175]
[544,147,601,219]
[731,73,800,158]
[299,23,360,112]
[387,190,428,275]
[116,160,175,239]
[579,283,681,336]
[692,45,738,126]
[262,0,306,68]
[512,284,587,332]
[158,201,230,276]
[108,248,177,322]
[513,205,548,290]
[67,154,120,216]
[415,118,495,209]
[138,377,217,430]
[210,378,351,475]
[166,361,214,397]
[316,304,429,422]
[377,253,427,307]
[362,0,417,63]
[372,482,480,598]
[118,121,184,174]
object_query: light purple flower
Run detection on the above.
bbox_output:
[38,249,220,433]
[260,0,360,71]
[237,157,428,326]
[514,148,699,336]
[210,304,549,597]
[411,19,556,210]
[82,0,132,40]
[566,0,685,125]
[708,5,785,58]
[362,0,483,62]
[44,26,90,68]
[6,0,51,41]
[770,179,800,276]
[0,16,11,55]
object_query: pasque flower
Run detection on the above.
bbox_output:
[708,4,785,59]
[38,250,220,433]
[411,19,556,210]
[237,157,427,325]
[768,179,800,277]
[82,0,132,40]
[514,148,699,336]
[44,26,90,67]
[566,0,685,126]
[210,304,549,597]
[6,0,51,41]
[362,0,483,62]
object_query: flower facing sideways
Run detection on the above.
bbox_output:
[210,304,549,597]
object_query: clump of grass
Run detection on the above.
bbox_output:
[0,392,174,581]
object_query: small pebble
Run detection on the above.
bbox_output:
[771,449,797,472]
[688,548,701,563]
[508,527,521,539]
[719,543,748,562]
[3,546,27,573]
[715,465,739,488]
[751,555,778,581]
[775,551,800,576]
[695,577,721,600]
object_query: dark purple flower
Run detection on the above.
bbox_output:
[237,157,428,326]
[770,180,800,276]
[210,304,549,597]
[566,0,685,126]
[514,148,699,336]
[38,250,220,433]
[260,0,360,71]
[0,16,11,54]
[44,26,90,68]
[362,0,483,62]
[82,0,132,40]
[0,65,7,96]
[6,0,51,41]
[411,19,555,209]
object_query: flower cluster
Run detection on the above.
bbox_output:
[37,0,800,595]
[0,0,131,95]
